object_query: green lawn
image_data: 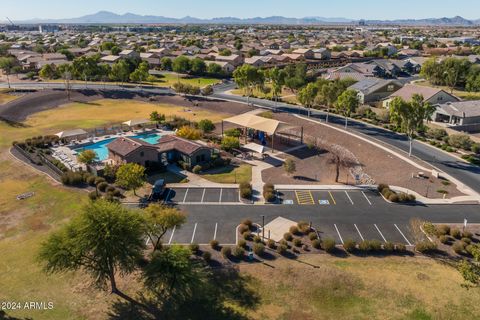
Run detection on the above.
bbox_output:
[201,164,252,184]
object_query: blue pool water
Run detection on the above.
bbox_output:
[75,133,164,161]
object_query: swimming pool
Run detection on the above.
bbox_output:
[74,132,164,161]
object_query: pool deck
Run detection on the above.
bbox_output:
[51,128,174,171]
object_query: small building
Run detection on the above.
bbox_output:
[349,78,403,105]
[383,84,460,109]
[433,100,480,132]
[107,137,160,167]
[155,135,212,168]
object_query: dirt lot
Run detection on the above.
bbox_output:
[0,89,254,123]
[271,113,464,198]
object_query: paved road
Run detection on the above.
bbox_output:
[211,82,480,194]
[3,80,480,193]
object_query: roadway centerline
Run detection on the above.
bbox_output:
[191,223,198,244]
[183,188,189,203]
[334,224,344,244]
[362,191,372,205]
[394,224,412,246]
[168,225,176,245]
[374,224,387,242]
[345,191,354,205]
[354,224,365,241]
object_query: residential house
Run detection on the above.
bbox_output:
[292,48,315,59]
[119,49,140,59]
[433,100,480,132]
[205,61,235,74]
[214,53,243,67]
[349,78,403,105]
[383,84,460,108]
[312,48,331,60]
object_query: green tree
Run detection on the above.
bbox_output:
[198,119,215,133]
[335,89,359,129]
[116,163,146,196]
[233,64,264,106]
[160,57,172,71]
[77,149,97,165]
[297,82,318,117]
[38,200,146,301]
[144,204,186,252]
[129,61,149,83]
[150,111,166,124]
[0,57,16,88]
[202,85,214,96]
[207,62,222,76]
[172,56,191,74]
[190,58,206,75]
[39,64,57,79]
[389,94,435,156]
[110,60,131,83]
[221,136,240,151]
[268,67,286,108]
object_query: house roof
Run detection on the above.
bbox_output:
[107,137,157,157]
[350,78,402,95]
[155,135,207,156]
[389,84,458,102]
[436,100,480,118]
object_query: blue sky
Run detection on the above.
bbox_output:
[3,0,480,21]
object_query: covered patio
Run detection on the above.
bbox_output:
[55,129,88,142]
[221,113,303,152]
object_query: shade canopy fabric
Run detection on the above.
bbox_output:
[223,114,294,135]
[122,119,150,126]
[243,142,267,154]
[55,129,87,138]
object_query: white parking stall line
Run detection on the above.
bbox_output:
[145,236,151,246]
[201,188,206,203]
[219,188,223,203]
[168,226,176,245]
[394,224,412,246]
[345,191,354,205]
[183,188,189,203]
[191,223,198,244]
[213,223,218,240]
[354,224,364,241]
[374,224,387,242]
[334,224,344,244]
[362,191,372,205]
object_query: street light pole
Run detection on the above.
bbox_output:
[261,215,265,240]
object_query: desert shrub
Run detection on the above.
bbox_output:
[377,183,389,193]
[358,240,372,252]
[450,228,461,239]
[308,232,318,241]
[241,219,252,227]
[276,244,287,255]
[439,235,449,244]
[388,193,399,203]
[106,185,115,193]
[189,243,200,254]
[292,238,302,247]
[448,134,472,150]
[322,238,336,253]
[466,245,475,255]
[238,223,249,234]
[192,165,202,174]
[95,177,106,185]
[297,221,311,234]
[88,191,99,200]
[423,222,437,236]
[221,246,231,258]
[463,231,473,239]
[343,239,356,253]
[370,240,382,251]
[289,225,300,235]
[283,232,293,241]
[263,191,276,202]
[242,231,251,241]
[224,128,241,137]
[87,176,96,186]
[384,242,395,252]
[415,241,437,253]
[395,243,407,253]
[221,136,240,151]
[253,243,265,255]
[61,172,84,186]
[210,240,219,250]
[97,182,109,192]
[426,128,447,140]
[239,182,253,199]
[312,239,321,249]
[238,239,247,249]
[462,237,472,245]
[232,246,245,258]
[176,126,202,140]
[279,239,288,246]
[253,235,262,243]
[198,119,215,133]
[436,225,450,236]
[267,239,276,249]
[202,251,211,262]
[452,242,466,254]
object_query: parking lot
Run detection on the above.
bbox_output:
[163,187,240,204]
[276,189,379,207]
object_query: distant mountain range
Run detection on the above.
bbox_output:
[3,11,480,26]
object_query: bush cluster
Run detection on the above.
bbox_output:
[378,184,415,203]
[415,241,437,253]
[263,183,276,202]
[239,182,253,199]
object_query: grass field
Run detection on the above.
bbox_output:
[0,98,229,148]
[0,92,22,105]
[415,80,480,100]
[201,164,252,184]
[231,87,299,104]
[241,255,480,320]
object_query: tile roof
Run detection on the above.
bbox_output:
[107,137,157,157]
[155,135,207,156]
